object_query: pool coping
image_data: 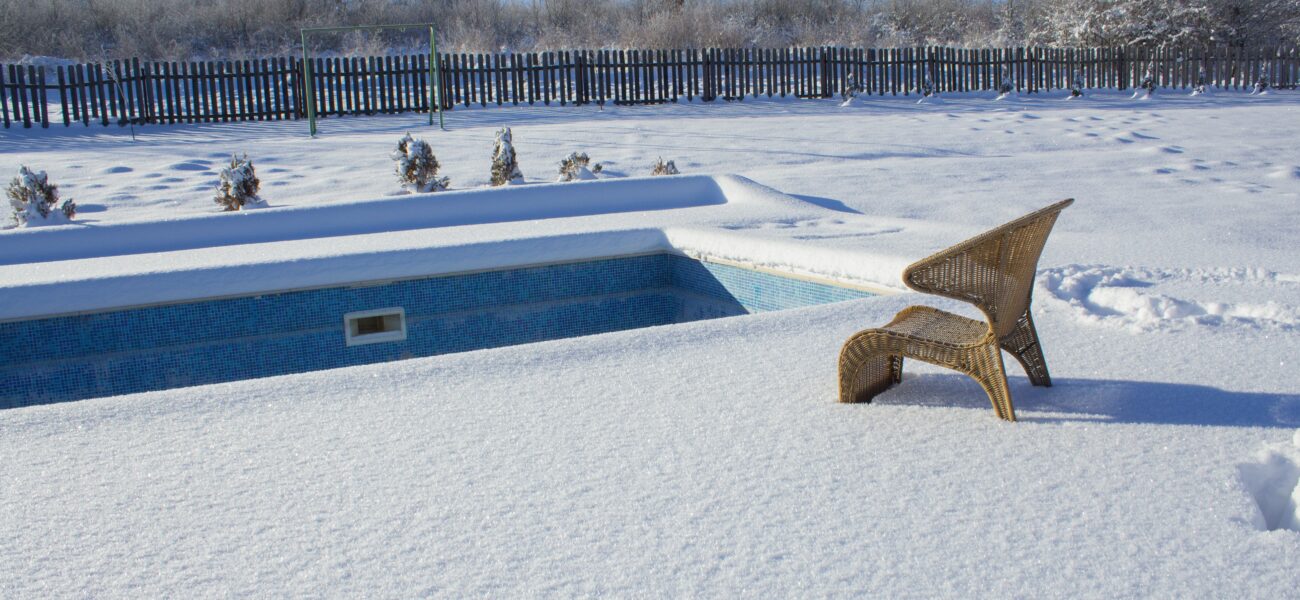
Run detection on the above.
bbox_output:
[0,176,927,322]
[0,247,897,324]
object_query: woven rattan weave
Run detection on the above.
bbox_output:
[838,199,1073,421]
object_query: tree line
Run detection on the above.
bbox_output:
[2,0,1297,62]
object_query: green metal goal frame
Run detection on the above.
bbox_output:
[299,23,445,136]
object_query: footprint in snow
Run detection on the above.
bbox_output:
[1266,167,1300,180]
[169,161,211,172]
[101,165,133,174]
[1237,432,1300,532]
[1036,264,1300,332]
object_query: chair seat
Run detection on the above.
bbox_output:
[879,305,992,349]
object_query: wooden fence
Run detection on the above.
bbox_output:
[3,45,1297,129]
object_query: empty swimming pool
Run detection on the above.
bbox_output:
[0,253,873,408]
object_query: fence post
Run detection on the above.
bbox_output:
[36,65,49,128]
[0,65,8,129]
[702,49,713,102]
[1116,47,1127,90]
[576,52,586,105]
[15,65,31,128]
[820,47,830,98]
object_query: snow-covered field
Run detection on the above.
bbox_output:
[3,91,1299,596]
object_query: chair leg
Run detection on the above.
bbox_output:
[838,331,900,404]
[968,345,1016,421]
[1000,309,1052,387]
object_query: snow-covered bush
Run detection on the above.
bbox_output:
[1251,65,1270,95]
[490,127,524,186]
[840,72,862,107]
[1136,63,1156,99]
[996,67,1014,99]
[919,74,936,98]
[651,157,679,176]
[7,166,75,227]
[557,152,602,182]
[1069,72,1084,97]
[392,133,449,192]
[214,154,265,211]
[1191,67,1208,96]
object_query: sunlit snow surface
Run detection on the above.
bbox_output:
[2,91,1298,596]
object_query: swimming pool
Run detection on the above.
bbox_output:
[0,252,873,408]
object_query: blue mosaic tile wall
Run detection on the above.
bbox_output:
[1,253,873,408]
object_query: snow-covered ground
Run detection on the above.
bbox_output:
[2,91,1299,596]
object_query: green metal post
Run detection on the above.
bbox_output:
[302,30,316,136]
[430,25,444,129]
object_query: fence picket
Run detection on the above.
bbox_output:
[0,65,9,128]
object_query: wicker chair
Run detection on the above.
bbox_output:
[838,199,1073,421]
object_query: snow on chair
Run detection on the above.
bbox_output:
[837,199,1073,421]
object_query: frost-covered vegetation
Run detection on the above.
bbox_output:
[4,0,1297,61]
[557,152,602,182]
[393,133,449,193]
[1137,63,1157,98]
[214,155,265,211]
[490,128,524,186]
[6,166,74,227]
[1070,72,1085,97]
[651,157,680,176]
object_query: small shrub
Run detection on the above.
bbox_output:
[392,133,449,193]
[1069,72,1084,98]
[919,74,935,98]
[490,127,524,186]
[996,67,1014,98]
[214,154,265,211]
[1191,67,1208,96]
[7,166,75,227]
[1251,65,1270,95]
[840,72,861,106]
[651,157,679,176]
[557,152,602,182]
[1136,63,1156,99]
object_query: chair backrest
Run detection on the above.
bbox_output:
[902,199,1073,339]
